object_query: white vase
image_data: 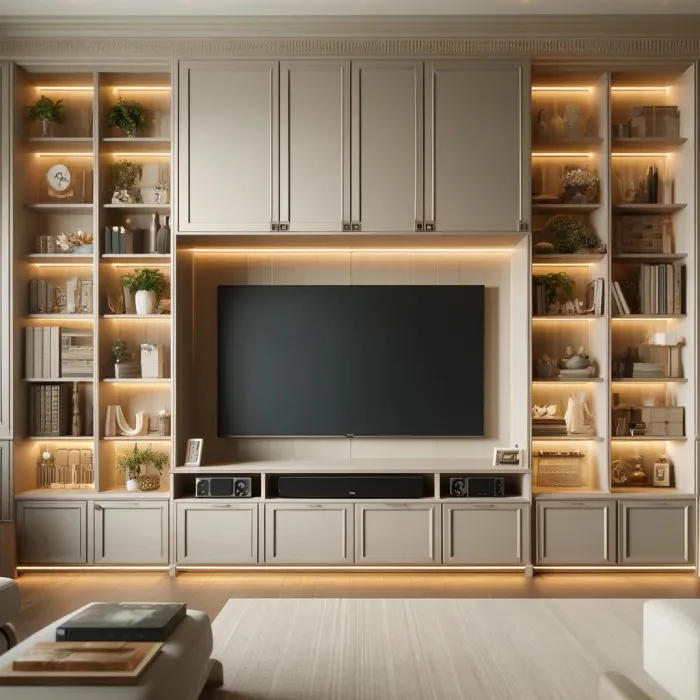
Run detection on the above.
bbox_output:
[135,290,157,315]
[126,478,140,492]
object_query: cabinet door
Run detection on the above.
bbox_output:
[16,501,87,564]
[536,500,616,565]
[0,62,9,438]
[265,503,353,564]
[94,501,168,565]
[443,503,529,565]
[425,61,525,233]
[176,501,258,564]
[351,60,423,232]
[355,503,441,564]
[0,442,9,522]
[178,60,279,232]
[618,500,695,565]
[280,61,350,232]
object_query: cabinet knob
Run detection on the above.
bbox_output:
[351,223,361,232]
[95,504,102,511]
[342,222,351,232]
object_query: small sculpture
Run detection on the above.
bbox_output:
[564,391,595,435]
[560,346,591,370]
[535,353,555,378]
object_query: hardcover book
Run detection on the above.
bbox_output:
[56,603,186,643]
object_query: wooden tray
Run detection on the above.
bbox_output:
[0,642,162,686]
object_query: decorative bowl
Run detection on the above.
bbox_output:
[559,356,591,370]
[72,244,94,254]
[136,474,160,491]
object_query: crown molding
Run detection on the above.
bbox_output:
[1,15,700,59]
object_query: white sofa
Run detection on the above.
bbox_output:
[0,578,19,651]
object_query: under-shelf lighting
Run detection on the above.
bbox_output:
[611,86,670,93]
[191,248,511,255]
[110,263,170,268]
[35,153,93,158]
[611,153,670,158]
[532,86,592,92]
[532,315,599,321]
[17,566,168,572]
[533,152,592,158]
[101,315,171,320]
[109,153,170,158]
[532,262,596,268]
[35,86,93,92]
[112,86,171,92]
[535,565,693,572]
[33,263,94,268]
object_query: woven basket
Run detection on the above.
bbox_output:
[136,474,160,492]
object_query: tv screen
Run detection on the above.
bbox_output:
[218,285,485,437]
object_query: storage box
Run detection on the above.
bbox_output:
[535,452,588,488]
[141,344,164,379]
[617,215,664,254]
[631,406,684,437]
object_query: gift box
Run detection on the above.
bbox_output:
[141,343,164,379]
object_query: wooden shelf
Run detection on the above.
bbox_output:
[613,253,687,262]
[532,435,604,442]
[612,138,687,153]
[532,137,603,153]
[533,378,604,383]
[29,137,93,142]
[101,314,171,320]
[612,378,687,383]
[25,254,94,264]
[103,204,171,211]
[610,487,693,498]
[102,436,171,441]
[612,314,686,320]
[612,436,688,442]
[26,436,94,441]
[532,254,606,265]
[613,203,687,214]
[101,254,170,263]
[27,313,93,320]
[24,377,93,383]
[533,315,604,321]
[532,203,603,214]
[101,137,171,154]
[101,378,171,384]
[102,137,170,142]
[28,137,94,154]
[533,488,608,497]
[26,203,93,211]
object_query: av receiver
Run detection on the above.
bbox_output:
[196,477,252,498]
[449,476,505,498]
[276,475,424,499]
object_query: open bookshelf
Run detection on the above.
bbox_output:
[11,66,173,498]
[529,65,696,498]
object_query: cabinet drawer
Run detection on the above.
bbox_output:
[94,501,169,565]
[265,503,353,564]
[536,500,616,565]
[17,500,87,564]
[176,502,258,564]
[355,503,441,564]
[443,504,529,565]
[618,500,695,565]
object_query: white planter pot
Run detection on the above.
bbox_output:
[135,290,157,315]
[126,479,140,492]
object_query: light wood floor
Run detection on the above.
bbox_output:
[12,571,700,642]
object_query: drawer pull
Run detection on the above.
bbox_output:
[213,504,232,509]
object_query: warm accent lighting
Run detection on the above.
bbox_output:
[532,86,592,92]
[113,86,171,92]
[36,86,92,92]
[110,153,170,158]
[532,262,595,268]
[33,263,94,268]
[17,566,169,572]
[535,565,692,572]
[35,153,93,158]
[611,86,670,93]
[101,315,171,320]
[611,153,670,158]
[533,153,592,158]
[175,565,527,572]
[532,315,599,321]
[111,263,170,268]
[191,248,511,255]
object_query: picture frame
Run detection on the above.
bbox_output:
[653,461,672,487]
[185,439,203,467]
[493,448,522,468]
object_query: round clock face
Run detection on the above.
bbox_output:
[47,164,72,192]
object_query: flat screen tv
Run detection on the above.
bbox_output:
[218,285,485,437]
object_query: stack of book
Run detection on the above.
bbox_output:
[532,417,567,437]
[29,278,92,315]
[612,262,685,315]
[632,362,665,379]
[25,328,94,379]
[585,278,604,315]
[104,226,143,254]
[29,384,72,437]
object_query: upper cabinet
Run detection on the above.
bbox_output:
[425,61,527,233]
[177,58,528,235]
[351,60,424,232]
[280,61,350,231]
[178,60,279,232]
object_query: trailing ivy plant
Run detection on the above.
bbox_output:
[108,97,148,137]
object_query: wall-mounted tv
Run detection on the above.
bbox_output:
[218,285,485,437]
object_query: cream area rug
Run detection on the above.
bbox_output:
[210,598,662,699]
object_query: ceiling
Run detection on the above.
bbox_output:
[0,0,697,15]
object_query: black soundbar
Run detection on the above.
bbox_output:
[276,474,425,499]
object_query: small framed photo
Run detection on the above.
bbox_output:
[653,462,672,487]
[185,439,203,467]
[493,448,522,468]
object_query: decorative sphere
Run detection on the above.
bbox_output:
[41,452,51,460]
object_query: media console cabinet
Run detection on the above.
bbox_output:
[0,17,698,576]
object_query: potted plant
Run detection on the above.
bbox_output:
[108,97,148,137]
[120,268,167,315]
[562,168,599,204]
[27,95,65,137]
[546,215,605,254]
[533,272,575,314]
[117,444,168,492]
[112,159,142,204]
[112,339,133,378]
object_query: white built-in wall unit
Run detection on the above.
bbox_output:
[0,20,698,576]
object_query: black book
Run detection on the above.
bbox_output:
[56,603,186,642]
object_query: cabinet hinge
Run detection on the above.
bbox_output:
[519,220,529,232]
[415,221,424,232]
[425,222,435,232]
[342,222,351,232]
[351,223,361,232]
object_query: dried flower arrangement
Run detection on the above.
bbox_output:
[56,230,94,253]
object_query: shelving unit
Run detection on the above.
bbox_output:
[10,66,173,502]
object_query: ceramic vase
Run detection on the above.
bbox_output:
[126,478,140,492]
[135,290,157,315]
